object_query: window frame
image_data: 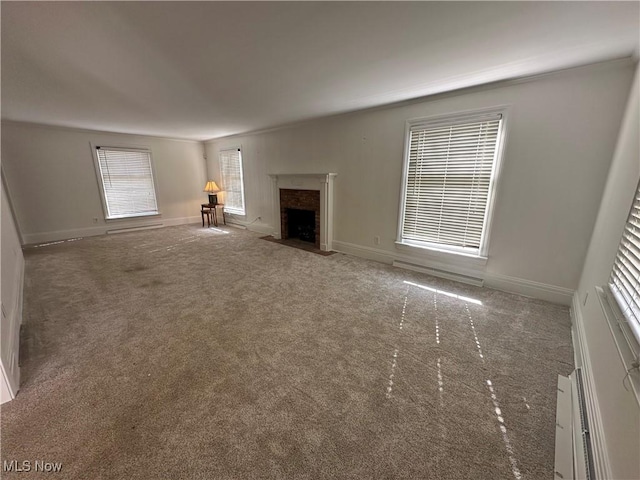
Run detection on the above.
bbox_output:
[219,146,246,216]
[606,177,640,353]
[396,106,509,259]
[91,143,161,220]
[597,283,640,404]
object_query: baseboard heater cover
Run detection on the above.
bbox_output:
[555,369,595,480]
[392,260,484,287]
[106,223,163,235]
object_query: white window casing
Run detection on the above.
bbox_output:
[597,176,640,404]
[609,178,640,351]
[94,146,159,219]
[219,148,246,216]
[397,107,508,259]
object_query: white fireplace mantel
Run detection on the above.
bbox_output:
[268,173,337,251]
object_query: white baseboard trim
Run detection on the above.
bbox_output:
[22,216,201,245]
[332,240,395,264]
[484,272,574,306]
[225,218,274,235]
[107,223,163,234]
[334,240,486,283]
[247,223,274,235]
[571,293,613,480]
[226,222,247,230]
[393,260,484,287]
[332,240,572,304]
[23,225,105,245]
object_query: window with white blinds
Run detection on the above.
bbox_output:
[609,179,640,346]
[399,111,505,256]
[95,147,158,219]
[219,148,246,216]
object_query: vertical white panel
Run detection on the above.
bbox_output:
[1,178,24,400]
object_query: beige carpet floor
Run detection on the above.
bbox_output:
[1,224,573,479]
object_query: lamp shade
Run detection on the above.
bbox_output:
[203,181,220,193]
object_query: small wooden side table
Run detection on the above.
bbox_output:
[201,204,226,227]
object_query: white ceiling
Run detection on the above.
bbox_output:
[2,2,639,141]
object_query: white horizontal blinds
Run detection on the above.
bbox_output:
[610,180,640,345]
[96,147,158,218]
[220,148,246,215]
[402,115,502,252]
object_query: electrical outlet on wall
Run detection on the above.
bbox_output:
[93,217,98,224]
[374,236,380,245]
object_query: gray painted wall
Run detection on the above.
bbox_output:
[575,63,639,480]
[1,56,637,475]
[206,61,635,299]
[1,124,208,244]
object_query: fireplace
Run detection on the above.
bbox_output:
[269,173,337,251]
[279,189,320,247]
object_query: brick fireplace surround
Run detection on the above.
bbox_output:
[280,189,321,247]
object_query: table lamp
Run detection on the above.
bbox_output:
[203,180,220,205]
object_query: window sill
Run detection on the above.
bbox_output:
[395,240,488,266]
[595,285,640,406]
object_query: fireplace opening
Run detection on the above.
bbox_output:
[279,188,321,248]
[286,208,316,243]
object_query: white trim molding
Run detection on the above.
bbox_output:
[21,215,201,245]
[334,240,486,278]
[0,259,24,403]
[396,105,510,259]
[393,260,484,287]
[90,143,162,221]
[571,292,614,480]
[484,272,574,306]
[332,239,573,304]
[225,217,274,236]
[595,286,640,405]
[268,173,337,252]
[332,240,396,263]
